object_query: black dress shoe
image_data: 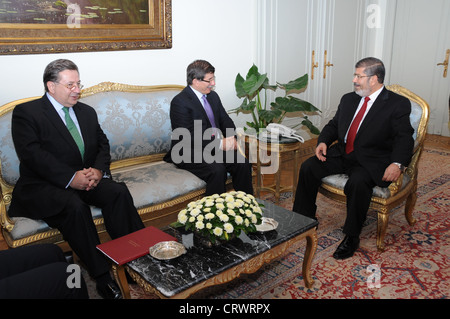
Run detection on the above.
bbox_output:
[96,281,122,299]
[333,235,360,260]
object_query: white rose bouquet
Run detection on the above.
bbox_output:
[175,191,263,244]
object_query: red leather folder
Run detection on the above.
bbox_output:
[96,226,176,265]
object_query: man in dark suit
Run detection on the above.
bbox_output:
[293,57,414,259]
[9,59,144,298]
[164,60,253,196]
[0,244,88,299]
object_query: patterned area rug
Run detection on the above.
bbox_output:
[84,147,449,299]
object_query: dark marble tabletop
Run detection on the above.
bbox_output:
[126,200,318,298]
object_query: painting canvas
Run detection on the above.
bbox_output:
[0,0,172,54]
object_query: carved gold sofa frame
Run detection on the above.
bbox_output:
[318,84,430,252]
[0,82,232,251]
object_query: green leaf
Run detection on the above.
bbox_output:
[246,64,261,79]
[242,73,267,98]
[277,74,308,93]
[271,96,321,113]
[235,73,246,98]
[301,117,321,135]
[229,99,256,115]
[259,109,282,123]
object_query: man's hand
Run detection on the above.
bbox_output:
[315,143,327,162]
[221,136,237,151]
[382,163,402,182]
[70,167,102,191]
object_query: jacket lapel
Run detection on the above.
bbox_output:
[342,93,361,134]
[357,87,389,136]
[186,86,213,125]
[42,95,84,159]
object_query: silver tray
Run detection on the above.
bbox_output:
[256,217,279,232]
[149,241,186,260]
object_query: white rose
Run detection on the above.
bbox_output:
[178,214,188,224]
[227,209,236,216]
[224,223,234,233]
[213,227,223,236]
[225,195,234,203]
[219,214,229,222]
[235,215,244,225]
[195,221,204,230]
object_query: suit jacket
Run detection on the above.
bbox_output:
[318,87,414,187]
[9,94,111,219]
[163,86,236,165]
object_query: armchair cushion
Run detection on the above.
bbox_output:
[321,173,411,199]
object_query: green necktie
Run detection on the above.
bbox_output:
[62,107,85,158]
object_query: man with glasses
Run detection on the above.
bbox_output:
[293,57,414,259]
[164,59,253,196]
[9,59,144,299]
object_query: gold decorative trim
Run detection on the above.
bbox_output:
[0,0,173,55]
[80,82,184,98]
[116,227,318,299]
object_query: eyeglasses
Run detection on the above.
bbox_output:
[55,82,84,91]
[353,74,372,79]
[201,76,216,84]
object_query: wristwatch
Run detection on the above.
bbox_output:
[393,162,405,172]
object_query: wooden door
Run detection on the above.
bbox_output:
[389,0,450,136]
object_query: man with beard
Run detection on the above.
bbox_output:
[292,57,414,259]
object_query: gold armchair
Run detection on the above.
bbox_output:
[318,85,430,251]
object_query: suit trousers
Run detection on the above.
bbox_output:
[43,178,145,279]
[0,244,88,299]
[179,149,254,196]
[293,152,375,237]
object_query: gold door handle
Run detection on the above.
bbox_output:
[311,50,319,80]
[323,50,333,79]
[437,49,449,78]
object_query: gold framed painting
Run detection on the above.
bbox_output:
[0,0,172,55]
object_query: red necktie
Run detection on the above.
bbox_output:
[345,96,370,154]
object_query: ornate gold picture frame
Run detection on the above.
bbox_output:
[0,0,172,55]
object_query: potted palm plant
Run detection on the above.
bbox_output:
[229,64,321,135]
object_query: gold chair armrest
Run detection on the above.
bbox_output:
[1,194,15,232]
[388,172,404,196]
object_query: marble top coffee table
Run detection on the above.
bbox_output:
[112,200,318,299]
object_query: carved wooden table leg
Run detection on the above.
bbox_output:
[302,227,318,288]
[112,264,131,299]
